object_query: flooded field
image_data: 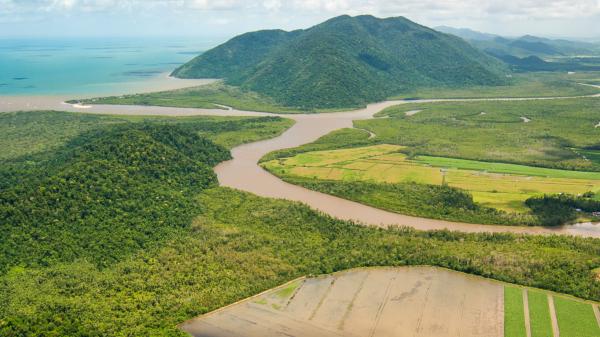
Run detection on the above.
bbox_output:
[180,267,504,337]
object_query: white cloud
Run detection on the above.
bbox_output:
[1,0,599,37]
[3,0,599,18]
[262,0,282,11]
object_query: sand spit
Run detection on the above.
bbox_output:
[72,103,92,109]
[404,109,422,116]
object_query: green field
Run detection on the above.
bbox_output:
[504,286,600,337]
[356,97,600,172]
[528,290,553,337]
[505,287,527,337]
[260,128,376,162]
[418,156,600,180]
[554,296,600,337]
[262,144,600,214]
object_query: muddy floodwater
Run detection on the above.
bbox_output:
[180,266,504,337]
[5,93,600,237]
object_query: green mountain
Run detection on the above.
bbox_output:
[436,26,600,58]
[173,15,509,109]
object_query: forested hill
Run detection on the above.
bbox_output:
[173,15,509,109]
[0,123,229,273]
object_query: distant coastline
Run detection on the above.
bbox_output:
[0,74,216,112]
[0,36,213,97]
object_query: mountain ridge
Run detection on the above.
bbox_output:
[174,15,509,108]
[436,26,600,57]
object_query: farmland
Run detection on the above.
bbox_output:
[527,290,553,337]
[504,287,527,337]
[554,297,600,336]
[181,266,600,337]
[503,285,600,337]
[182,267,505,337]
[262,144,600,214]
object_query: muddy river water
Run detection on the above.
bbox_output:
[6,92,600,238]
[213,98,600,238]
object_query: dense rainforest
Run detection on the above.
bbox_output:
[0,123,229,272]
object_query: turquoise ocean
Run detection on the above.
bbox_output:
[0,37,214,96]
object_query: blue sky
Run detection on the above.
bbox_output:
[1,0,600,40]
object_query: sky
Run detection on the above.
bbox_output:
[1,0,600,41]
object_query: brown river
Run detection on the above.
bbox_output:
[4,92,600,238]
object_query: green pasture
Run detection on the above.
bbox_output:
[263,144,600,212]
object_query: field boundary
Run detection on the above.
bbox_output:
[177,265,600,335]
[523,289,532,337]
[548,295,560,337]
[176,275,306,329]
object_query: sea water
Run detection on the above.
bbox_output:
[0,37,214,96]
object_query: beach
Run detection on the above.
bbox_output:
[0,74,216,112]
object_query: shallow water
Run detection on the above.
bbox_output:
[0,37,214,96]
[181,266,504,337]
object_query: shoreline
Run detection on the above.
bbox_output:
[0,72,216,113]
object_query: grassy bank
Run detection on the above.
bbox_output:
[262,144,600,214]
[357,97,600,171]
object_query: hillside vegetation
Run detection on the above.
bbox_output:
[173,15,508,109]
[390,72,600,99]
[76,73,600,114]
[437,26,600,58]
[0,124,229,272]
